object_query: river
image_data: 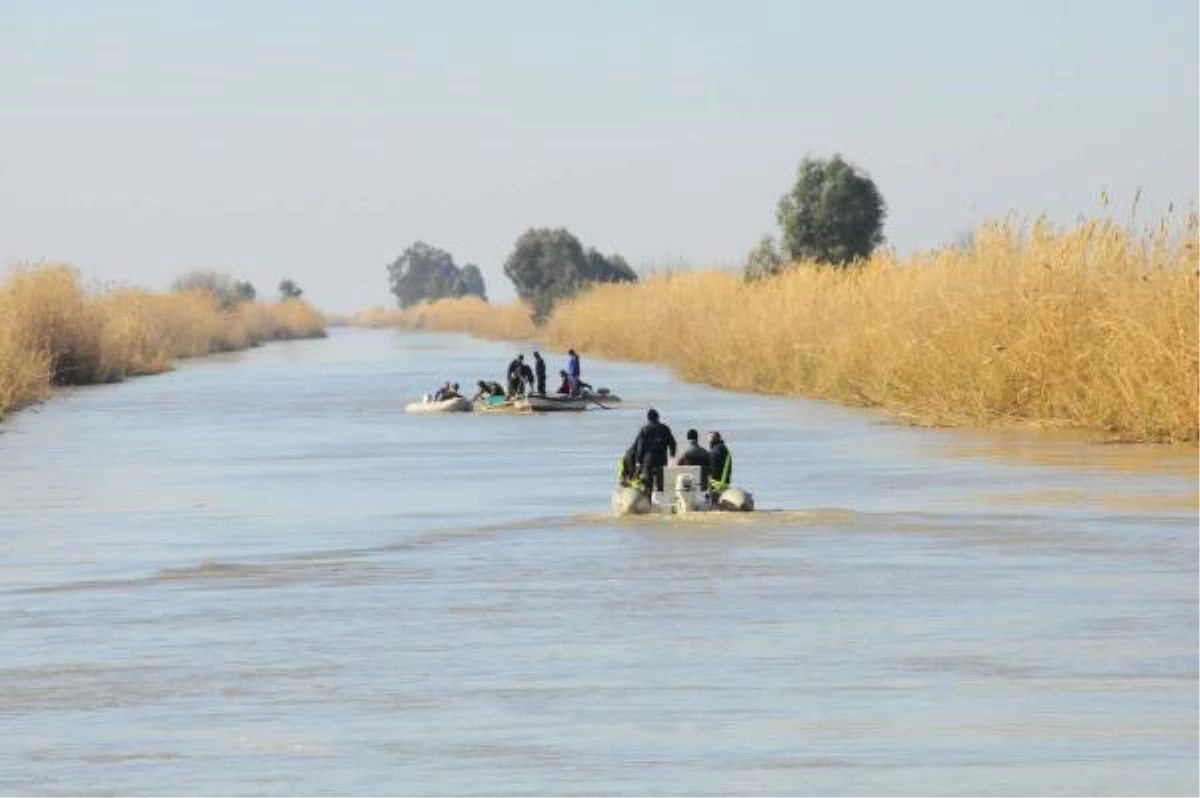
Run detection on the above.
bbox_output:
[1,328,1196,796]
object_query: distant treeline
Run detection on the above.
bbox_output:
[383,154,886,322]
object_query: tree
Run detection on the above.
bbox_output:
[503,228,636,323]
[386,241,487,308]
[278,278,304,300]
[460,264,487,301]
[172,270,245,309]
[776,154,886,265]
[742,236,784,282]
[234,280,256,302]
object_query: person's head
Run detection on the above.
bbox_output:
[568,348,577,356]
[647,408,659,422]
[533,351,541,359]
[478,380,487,389]
[517,354,524,362]
[686,428,698,443]
[559,369,568,377]
[708,431,723,445]
[451,383,459,391]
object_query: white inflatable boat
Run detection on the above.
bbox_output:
[404,395,473,414]
[611,465,755,516]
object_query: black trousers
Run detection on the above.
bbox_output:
[639,461,665,493]
[536,373,546,395]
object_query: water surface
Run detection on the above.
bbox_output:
[1,329,1195,795]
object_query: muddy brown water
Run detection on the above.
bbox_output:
[1,329,1195,796]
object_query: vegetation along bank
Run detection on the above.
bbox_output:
[0,264,326,418]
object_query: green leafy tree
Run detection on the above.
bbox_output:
[234,280,256,302]
[503,228,636,323]
[278,278,304,300]
[776,154,886,265]
[460,264,487,301]
[742,236,784,282]
[387,242,487,308]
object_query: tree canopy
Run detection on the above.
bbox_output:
[278,278,304,300]
[503,227,636,323]
[172,270,252,309]
[775,154,886,266]
[387,242,487,308]
[742,236,784,282]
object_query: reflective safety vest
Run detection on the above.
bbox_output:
[617,453,642,488]
[710,449,732,491]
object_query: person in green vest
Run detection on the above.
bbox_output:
[707,431,733,494]
[617,445,642,490]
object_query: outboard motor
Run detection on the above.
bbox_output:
[674,472,701,514]
[716,486,755,512]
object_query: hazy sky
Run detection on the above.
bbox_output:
[2,0,1196,310]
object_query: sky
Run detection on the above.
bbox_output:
[1,0,1196,311]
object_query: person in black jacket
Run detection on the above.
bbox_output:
[506,354,525,397]
[675,428,711,489]
[632,408,677,495]
[707,431,733,493]
[532,351,547,395]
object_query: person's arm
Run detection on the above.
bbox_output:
[666,427,677,458]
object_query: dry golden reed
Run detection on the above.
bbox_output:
[0,263,327,417]
[540,216,1198,443]
[349,296,537,341]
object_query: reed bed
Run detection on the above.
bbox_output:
[0,264,327,417]
[349,296,537,340]
[541,216,1198,443]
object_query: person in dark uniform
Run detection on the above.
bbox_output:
[506,354,525,397]
[532,351,547,395]
[617,445,641,489]
[674,428,711,489]
[472,380,504,402]
[707,431,733,494]
[632,408,677,495]
[519,360,535,395]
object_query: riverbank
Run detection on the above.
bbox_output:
[352,216,1198,443]
[0,264,327,418]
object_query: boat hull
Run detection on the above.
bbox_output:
[404,396,473,414]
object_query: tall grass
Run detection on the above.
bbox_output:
[0,264,327,418]
[349,296,537,340]
[542,216,1198,442]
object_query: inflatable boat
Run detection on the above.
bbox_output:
[404,395,473,414]
[611,465,755,516]
[475,389,621,413]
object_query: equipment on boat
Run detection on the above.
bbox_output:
[404,394,473,414]
[611,465,755,516]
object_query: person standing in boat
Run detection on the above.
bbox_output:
[707,431,733,495]
[566,348,581,395]
[506,354,525,397]
[675,428,711,489]
[520,359,536,396]
[632,408,677,496]
[532,352,547,395]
